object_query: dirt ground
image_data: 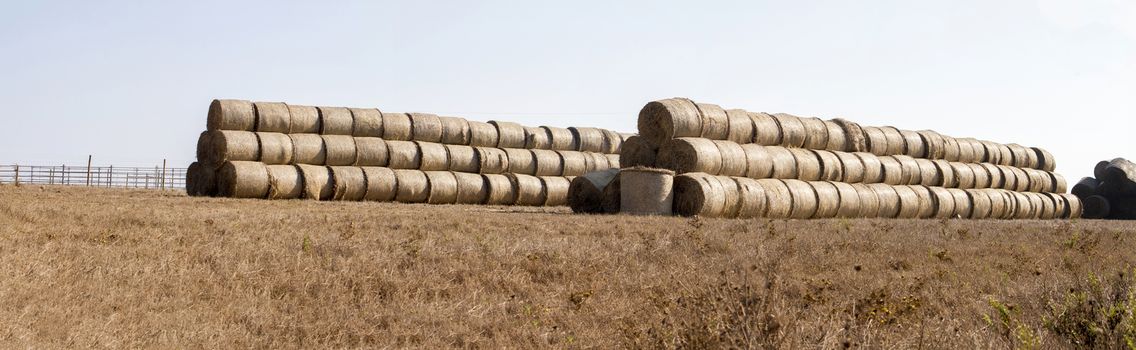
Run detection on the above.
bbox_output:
[1,184,1134,348]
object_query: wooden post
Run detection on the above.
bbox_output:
[86,155,92,186]
[14,165,19,186]
[49,167,54,185]
[108,165,113,187]
[161,159,167,190]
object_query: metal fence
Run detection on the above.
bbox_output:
[0,163,186,190]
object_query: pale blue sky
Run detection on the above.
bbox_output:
[1,0,1132,180]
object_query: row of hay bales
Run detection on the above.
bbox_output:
[1072,158,1136,219]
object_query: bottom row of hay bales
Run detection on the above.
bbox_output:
[189,161,573,206]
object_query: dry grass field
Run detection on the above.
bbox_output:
[1,184,1135,348]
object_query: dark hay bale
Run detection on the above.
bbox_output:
[186,162,218,197]
[619,136,658,168]
[1071,177,1100,198]
[568,169,619,214]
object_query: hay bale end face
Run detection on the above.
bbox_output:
[756,179,792,219]
[784,179,818,219]
[216,162,270,199]
[855,153,883,184]
[207,99,255,131]
[198,130,260,165]
[790,148,821,181]
[851,184,879,218]
[568,169,619,214]
[637,98,702,145]
[186,162,218,197]
[619,136,659,168]
[620,167,676,216]
[810,181,841,219]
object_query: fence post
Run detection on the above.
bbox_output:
[86,155,92,187]
[108,165,113,187]
[161,159,167,190]
[14,165,19,186]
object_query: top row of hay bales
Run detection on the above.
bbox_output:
[635,97,1056,171]
[208,99,630,153]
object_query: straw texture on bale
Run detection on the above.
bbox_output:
[996,144,1014,166]
[751,112,782,146]
[322,135,357,166]
[318,107,354,135]
[893,186,921,219]
[208,99,255,131]
[893,155,921,185]
[287,105,321,134]
[404,113,442,143]
[524,127,552,150]
[1051,172,1068,193]
[504,148,536,174]
[881,127,906,156]
[757,179,793,219]
[620,167,676,215]
[439,117,471,145]
[901,130,926,158]
[959,139,985,163]
[951,162,975,189]
[619,136,658,168]
[918,131,946,160]
[601,173,623,214]
[424,171,458,204]
[483,174,516,205]
[718,177,741,218]
[914,158,939,186]
[568,169,619,214]
[1072,177,1100,198]
[601,129,623,154]
[1036,193,1056,220]
[330,166,367,201]
[968,163,991,189]
[1011,144,1039,169]
[444,145,480,173]
[508,174,545,206]
[545,127,578,151]
[1025,169,1048,193]
[933,160,957,188]
[790,148,821,181]
[416,141,449,171]
[810,181,841,219]
[814,150,843,182]
[216,161,269,199]
[476,147,509,174]
[348,108,383,138]
[289,134,326,165]
[1009,167,1031,192]
[1012,192,1034,219]
[673,173,726,218]
[982,163,1004,189]
[381,113,413,141]
[767,147,799,179]
[833,119,867,152]
[955,138,975,163]
[198,130,259,165]
[855,153,883,184]
[467,121,499,147]
[832,182,861,218]
[784,179,818,219]
[253,102,290,133]
[605,154,620,168]
[725,109,755,144]
[837,152,865,184]
[800,117,830,150]
[541,176,571,206]
[186,162,217,197]
[824,121,847,152]
[967,190,993,219]
[1046,193,1067,219]
[1061,193,1083,219]
[949,189,972,218]
[911,186,936,218]
[453,172,488,204]
[740,144,774,179]
[928,187,955,219]
[297,164,334,201]
[942,136,961,162]
[733,178,766,218]
[532,149,563,176]
[361,167,397,202]
[386,141,422,169]
[772,114,807,148]
[558,151,587,177]
[878,156,903,185]
[657,138,722,175]
[986,190,1009,219]
[353,137,389,167]
[637,98,702,144]
[695,103,729,140]
[713,140,747,177]
[1034,147,1056,172]
[852,184,880,218]
[487,121,523,149]
[584,152,610,172]
[571,127,606,153]
[265,165,303,200]
[863,127,888,156]
[393,170,429,203]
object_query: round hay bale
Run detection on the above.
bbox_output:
[509,174,546,206]
[784,179,819,219]
[186,162,218,197]
[893,186,922,219]
[993,166,1015,191]
[914,158,939,186]
[755,179,792,218]
[1035,193,1057,219]
[601,129,624,154]
[810,181,841,219]
[751,112,783,146]
[878,156,903,185]
[980,141,1001,165]
[568,169,619,213]
[948,188,972,219]
[733,178,766,218]
[297,164,334,201]
[546,126,578,151]
[980,163,1003,189]
[445,145,480,173]
[318,106,354,135]
[942,136,961,162]
[833,119,867,152]
[524,126,552,149]
[773,113,808,148]
[265,165,303,200]
[837,152,865,184]
[541,176,571,206]
[851,184,879,218]
[995,144,1014,166]
[1005,144,1030,169]
[586,152,611,172]
[1051,172,1068,193]
[532,149,564,176]
[571,127,606,153]
[1009,192,1031,219]
[257,133,294,165]
[673,173,725,217]
[289,134,326,165]
[881,126,906,156]
[968,163,991,189]
[738,144,774,179]
[606,154,620,168]
[408,113,443,143]
[950,162,975,189]
[790,148,822,181]
[1027,192,1047,219]
[1083,195,1111,219]
[394,170,430,203]
[476,147,508,174]
[558,151,588,177]
[453,172,488,204]
[1033,147,1056,172]
[928,187,955,218]
[253,102,290,133]
[918,130,946,159]
[424,171,458,204]
[287,105,321,134]
[869,183,901,218]
[695,103,729,140]
[601,173,623,212]
[824,121,847,152]
[1009,167,1031,192]
[911,186,936,218]
[380,112,413,141]
[415,141,449,171]
[725,109,755,144]
[504,148,536,174]
[439,116,471,145]
[831,182,861,218]
[718,176,741,218]
[1045,193,1067,219]
[964,138,987,163]
[330,166,367,201]
[657,138,722,175]
[619,136,658,168]
[966,189,992,219]
[468,121,499,147]
[954,138,975,163]
[349,108,383,138]
[361,167,397,202]
[1024,169,1047,193]
[620,167,676,215]
[893,155,921,185]
[901,130,926,158]
[713,140,748,177]
[813,150,843,182]
[322,135,358,166]
[982,190,1006,219]
[863,126,889,156]
[769,147,799,180]
[354,137,389,167]
[1072,177,1100,198]
[932,160,957,188]
[1059,193,1083,219]
[216,161,269,199]
[197,130,260,165]
[386,140,422,169]
[207,99,255,131]
[855,152,884,184]
[484,174,516,205]
[637,98,702,145]
[801,117,830,150]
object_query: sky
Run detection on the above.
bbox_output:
[0,0,1132,181]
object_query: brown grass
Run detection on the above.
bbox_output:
[1,185,1135,348]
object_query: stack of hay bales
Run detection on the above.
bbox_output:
[187,99,626,206]
[1072,157,1136,219]
[571,97,1078,219]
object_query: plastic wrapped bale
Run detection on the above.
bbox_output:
[392,170,429,203]
[783,179,818,219]
[918,130,946,160]
[619,136,658,168]
[445,145,480,173]
[558,151,588,177]
[832,119,867,152]
[197,130,259,165]
[810,181,841,219]
[468,121,499,147]
[694,103,729,140]
[673,173,727,218]
[330,166,367,201]
[354,137,389,167]
[186,162,218,197]
[207,99,255,131]
[476,147,509,174]
[532,149,564,176]
[349,108,383,138]
[546,126,578,151]
[878,156,903,185]
[892,186,922,219]
[524,126,552,149]
[966,189,992,219]
[568,169,619,214]
[297,164,334,201]
[740,144,774,179]
[407,113,443,143]
[505,148,536,174]
[382,113,413,141]
[863,126,889,156]
[756,179,793,219]
[289,134,326,165]
[855,152,884,184]
[901,130,926,158]
[1033,147,1056,172]
[657,137,722,175]
[620,167,676,215]
[1083,195,1109,219]
[425,171,458,204]
[288,105,321,134]
[1071,177,1100,198]
[800,117,830,150]
[751,112,783,146]
[254,102,291,133]
[968,163,991,189]
[950,162,976,189]
[824,120,847,152]
[508,173,546,206]
[454,172,488,204]
[713,140,748,177]
[914,158,939,186]
[386,141,421,169]
[881,126,906,156]
[214,161,270,199]
[725,109,755,144]
[772,113,807,148]
[928,187,955,219]
[789,148,821,181]
[1102,158,1136,187]
[483,174,516,205]
[814,150,844,182]
[439,116,471,145]
[893,155,921,185]
[322,135,357,166]
[570,127,606,153]
[600,173,623,214]
[768,147,798,180]
[836,152,865,184]
[734,177,767,218]
[933,160,958,188]
[637,98,702,145]
[541,176,571,206]
[265,164,303,200]
[318,106,354,135]
[601,129,623,154]
[361,167,397,202]
[852,184,880,218]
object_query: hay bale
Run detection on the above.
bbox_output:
[944,188,970,219]
[893,186,921,219]
[942,136,961,162]
[863,127,889,156]
[454,172,488,204]
[931,160,957,188]
[1033,147,1056,172]
[265,165,303,200]
[361,167,397,202]
[415,141,449,171]
[386,140,423,169]
[297,164,334,201]
[637,98,702,145]
[828,182,860,218]
[994,166,1016,191]
[717,176,741,218]
[508,174,545,206]
[928,187,955,219]
[1009,167,1031,192]
[918,130,946,159]
[185,162,218,197]
[740,144,774,179]
[394,169,429,203]
[253,102,290,133]
[585,152,611,172]
[901,130,926,158]
[878,156,903,185]
[966,189,992,219]
[208,99,255,131]
[289,134,326,165]
[813,150,843,182]
[1095,160,1112,180]
[979,141,1000,165]
[318,107,354,135]
[1060,193,1083,219]
[287,105,321,134]
[836,152,865,184]
[546,126,578,151]
[1083,195,1109,219]
[571,127,606,153]
[505,148,536,174]
[969,163,991,189]
[893,155,921,185]
[568,169,619,213]
[439,116,471,145]
[382,113,413,141]
[851,184,879,218]
[322,135,358,166]
[733,178,765,218]
[558,151,588,177]
[673,173,726,218]
[408,113,443,143]
[601,129,623,154]
[790,148,821,181]
[911,186,936,218]
[962,138,987,163]
[824,121,847,152]
[1024,169,1048,193]
[953,138,974,163]
[541,176,571,206]
[784,179,818,219]
[754,179,791,218]
[914,158,939,186]
[619,136,658,168]
[354,137,389,167]
[349,108,383,138]
[257,133,294,165]
[484,174,516,205]
[216,161,269,199]
[981,163,1004,189]
[330,166,367,201]
[468,121,499,147]
[695,103,729,140]
[1072,177,1100,198]
[772,113,807,148]
[881,126,906,156]
[1051,172,1068,193]
[197,130,260,165]
[751,112,783,146]
[950,162,975,189]
[445,145,480,173]
[869,183,901,218]
[657,138,722,175]
[983,190,1007,219]
[1102,158,1136,186]
[532,149,564,176]
[1009,192,1031,219]
[855,152,884,184]
[1045,193,1066,220]
[801,117,830,150]
[424,171,458,204]
[811,181,841,219]
[713,140,748,177]
[725,109,755,144]
[1005,144,1028,168]
[996,144,1014,166]
[620,167,675,215]
[606,154,620,168]
[476,147,509,174]
[1035,192,1057,219]
[768,147,799,180]
[833,119,867,152]
[524,126,552,149]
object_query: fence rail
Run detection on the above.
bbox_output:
[0,164,186,190]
